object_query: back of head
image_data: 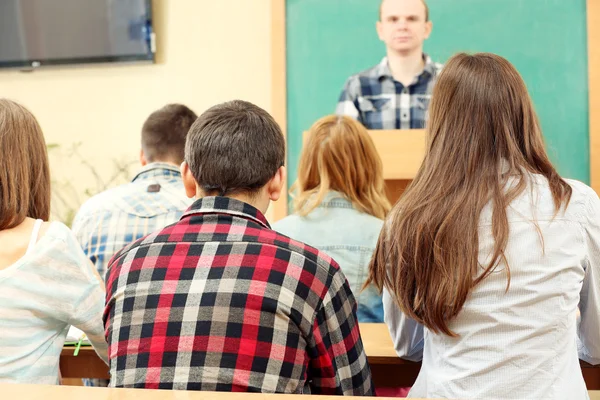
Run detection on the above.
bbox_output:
[0,99,50,229]
[141,104,198,164]
[367,53,572,336]
[293,115,391,219]
[185,100,285,196]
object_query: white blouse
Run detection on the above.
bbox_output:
[384,176,600,400]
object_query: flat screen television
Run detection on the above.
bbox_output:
[0,0,154,69]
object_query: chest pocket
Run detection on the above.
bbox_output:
[357,95,394,129]
[413,94,432,110]
[358,96,391,111]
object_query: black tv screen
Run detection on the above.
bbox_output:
[0,0,154,69]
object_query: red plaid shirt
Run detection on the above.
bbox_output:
[104,196,374,395]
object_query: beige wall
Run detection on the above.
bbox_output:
[0,0,274,222]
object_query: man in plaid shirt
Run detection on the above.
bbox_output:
[336,0,442,130]
[104,100,374,394]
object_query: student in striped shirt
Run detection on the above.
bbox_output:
[72,104,197,280]
[0,99,108,384]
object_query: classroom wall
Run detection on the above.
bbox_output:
[0,0,275,223]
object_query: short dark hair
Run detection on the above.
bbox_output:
[185,100,285,196]
[379,0,429,22]
[141,104,197,163]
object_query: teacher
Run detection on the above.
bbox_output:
[336,0,442,130]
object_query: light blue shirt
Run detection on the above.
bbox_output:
[385,176,600,400]
[0,222,108,384]
[72,162,192,279]
[273,191,384,322]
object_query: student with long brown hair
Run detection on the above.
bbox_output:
[274,115,391,322]
[367,53,600,399]
[0,99,107,383]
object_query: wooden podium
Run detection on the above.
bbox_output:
[368,129,426,203]
[303,129,427,204]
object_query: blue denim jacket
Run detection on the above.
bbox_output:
[273,192,384,322]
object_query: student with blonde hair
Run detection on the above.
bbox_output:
[367,53,600,399]
[274,115,391,322]
[0,99,107,384]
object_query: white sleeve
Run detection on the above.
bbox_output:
[578,191,600,365]
[64,230,109,365]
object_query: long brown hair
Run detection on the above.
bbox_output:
[292,115,391,219]
[366,53,572,336]
[0,99,51,229]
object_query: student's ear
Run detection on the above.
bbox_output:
[140,149,148,167]
[180,161,197,199]
[267,166,286,202]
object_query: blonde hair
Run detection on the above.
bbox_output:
[0,99,51,229]
[292,115,391,219]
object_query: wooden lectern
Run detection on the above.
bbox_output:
[368,129,426,203]
[302,129,427,204]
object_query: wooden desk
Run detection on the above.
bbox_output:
[360,323,421,387]
[60,347,109,380]
[60,323,600,389]
[0,383,426,400]
[3,384,600,400]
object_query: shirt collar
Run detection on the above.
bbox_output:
[131,162,181,183]
[321,190,352,203]
[375,53,436,81]
[317,191,355,209]
[181,196,271,229]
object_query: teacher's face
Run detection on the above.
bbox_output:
[377,0,432,53]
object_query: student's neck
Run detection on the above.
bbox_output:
[387,48,425,87]
[197,191,270,215]
[145,160,179,167]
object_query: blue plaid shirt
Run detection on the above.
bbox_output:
[336,54,443,130]
[72,163,192,279]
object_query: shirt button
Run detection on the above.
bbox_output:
[402,88,408,94]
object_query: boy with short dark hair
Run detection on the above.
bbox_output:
[104,100,374,395]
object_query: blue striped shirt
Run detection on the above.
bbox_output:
[72,163,192,279]
[0,222,108,384]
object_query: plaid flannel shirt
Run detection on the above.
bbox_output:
[72,163,192,279]
[104,196,374,395]
[336,54,443,129]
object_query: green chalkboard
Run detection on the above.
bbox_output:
[286,0,589,192]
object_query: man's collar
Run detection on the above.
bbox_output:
[375,53,436,80]
[182,196,271,229]
[422,54,437,76]
[131,162,181,182]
